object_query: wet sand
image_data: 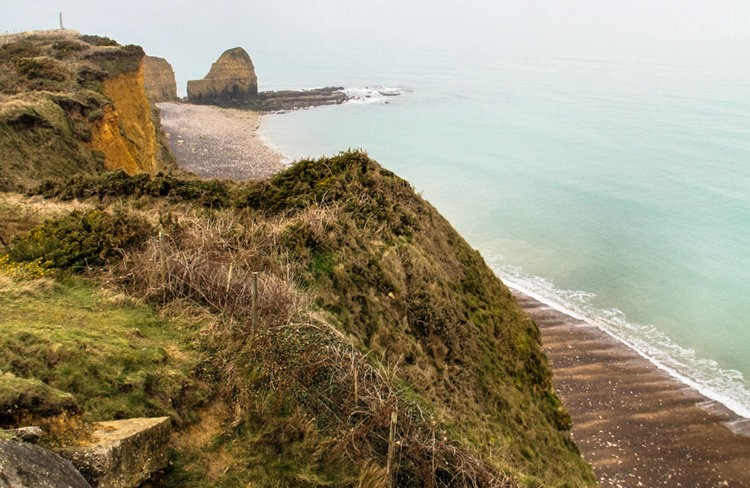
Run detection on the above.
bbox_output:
[513,290,750,487]
[157,102,286,180]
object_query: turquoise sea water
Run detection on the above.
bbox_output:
[259,53,750,418]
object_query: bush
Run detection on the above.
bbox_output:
[7,209,153,270]
[40,170,235,207]
[78,35,118,47]
[50,40,87,60]
[15,57,69,82]
[0,41,42,62]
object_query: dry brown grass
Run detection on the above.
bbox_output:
[0,192,90,246]
[205,311,513,488]
[0,272,54,297]
[112,212,308,327]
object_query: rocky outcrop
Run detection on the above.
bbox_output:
[0,439,91,488]
[61,417,170,488]
[250,86,350,111]
[142,56,177,102]
[187,47,258,103]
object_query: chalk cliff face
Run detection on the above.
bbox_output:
[89,59,158,175]
[187,47,258,103]
[142,56,177,102]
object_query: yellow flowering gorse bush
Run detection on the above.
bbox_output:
[0,254,53,279]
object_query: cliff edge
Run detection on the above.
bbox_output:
[0,33,172,190]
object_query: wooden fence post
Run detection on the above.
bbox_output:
[252,271,259,328]
[386,409,398,487]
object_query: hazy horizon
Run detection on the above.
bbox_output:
[3,0,750,95]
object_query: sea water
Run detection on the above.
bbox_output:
[258,52,750,419]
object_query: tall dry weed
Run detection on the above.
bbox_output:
[246,320,514,488]
[111,213,307,328]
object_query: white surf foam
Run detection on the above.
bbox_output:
[344,86,411,104]
[487,257,750,422]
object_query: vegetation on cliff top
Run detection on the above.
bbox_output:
[1,151,595,486]
[0,33,171,191]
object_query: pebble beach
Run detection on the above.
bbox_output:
[157,102,286,180]
[514,291,750,487]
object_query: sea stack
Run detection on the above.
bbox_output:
[142,55,177,102]
[187,47,258,104]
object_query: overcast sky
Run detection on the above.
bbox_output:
[3,0,749,87]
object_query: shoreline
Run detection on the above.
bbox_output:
[157,102,286,180]
[503,276,750,424]
[511,287,750,486]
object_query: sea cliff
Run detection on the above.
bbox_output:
[0,33,596,486]
[0,32,170,191]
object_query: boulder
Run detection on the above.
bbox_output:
[142,56,177,102]
[61,417,171,488]
[187,47,258,103]
[0,439,91,488]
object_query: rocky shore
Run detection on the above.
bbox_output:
[187,86,350,112]
[240,86,350,112]
[185,86,350,112]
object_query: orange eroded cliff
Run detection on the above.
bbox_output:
[89,60,157,174]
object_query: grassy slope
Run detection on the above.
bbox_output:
[3,152,596,486]
[241,152,594,485]
[0,275,206,425]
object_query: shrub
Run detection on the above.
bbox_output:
[15,57,69,82]
[0,41,42,62]
[0,254,52,280]
[50,40,87,60]
[78,35,118,47]
[39,171,233,208]
[7,209,153,270]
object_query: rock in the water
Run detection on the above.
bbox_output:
[61,417,171,488]
[187,47,258,103]
[143,56,177,102]
[0,439,91,488]
[183,47,362,110]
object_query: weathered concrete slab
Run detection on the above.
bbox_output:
[61,417,171,488]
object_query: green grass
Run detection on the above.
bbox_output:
[0,273,208,425]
